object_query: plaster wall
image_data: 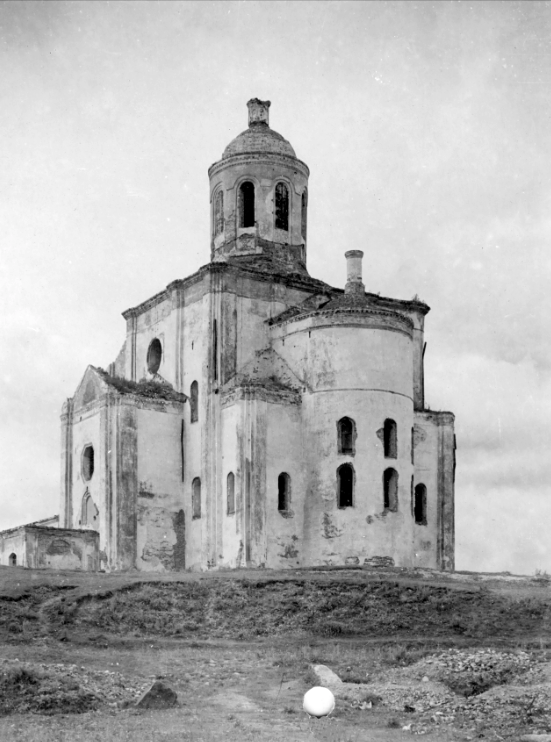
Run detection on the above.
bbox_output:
[136,406,185,573]
[70,408,103,537]
[273,318,413,397]
[301,388,415,568]
[29,527,99,571]
[182,290,208,570]
[0,530,26,566]
[219,402,241,567]
[127,294,177,386]
[265,400,304,568]
[413,411,455,570]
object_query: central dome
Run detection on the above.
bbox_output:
[221,98,297,159]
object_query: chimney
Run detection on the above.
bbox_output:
[247,98,271,127]
[344,250,365,295]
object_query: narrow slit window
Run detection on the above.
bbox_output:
[383,468,398,512]
[301,189,308,239]
[278,472,290,512]
[82,445,95,482]
[383,419,397,458]
[338,417,356,455]
[213,320,218,381]
[227,472,235,515]
[192,477,201,519]
[239,181,255,228]
[180,420,185,482]
[337,464,354,508]
[190,381,199,423]
[214,190,224,235]
[414,484,427,525]
[275,183,289,231]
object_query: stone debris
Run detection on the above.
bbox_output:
[317,649,551,739]
[135,680,178,710]
[0,658,152,710]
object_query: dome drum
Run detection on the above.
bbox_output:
[209,101,309,271]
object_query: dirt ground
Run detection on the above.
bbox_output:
[0,637,466,742]
[0,565,550,741]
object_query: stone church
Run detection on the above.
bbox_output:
[55,99,455,573]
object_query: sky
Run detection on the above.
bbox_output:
[0,0,550,575]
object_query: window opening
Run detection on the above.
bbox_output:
[338,417,356,455]
[337,464,354,508]
[414,484,427,525]
[411,427,415,464]
[180,420,185,481]
[278,472,290,512]
[8,553,16,566]
[81,493,97,526]
[383,468,398,512]
[82,445,94,482]
[214,190,224,235]
[213,319,218,381]
[275,183,289,231]
[383,419,397,458]
[301,189,308,239]
[147,338,162,374]
[192,477,201,519]
[190,381,199,423]
[239,181,255,228]
[227,472,235,515]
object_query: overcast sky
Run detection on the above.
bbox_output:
[1,0,549,575]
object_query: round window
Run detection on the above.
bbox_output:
[147,338,162,374]
[82,445,94,482]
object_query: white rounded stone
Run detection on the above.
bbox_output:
[303,686,335,718]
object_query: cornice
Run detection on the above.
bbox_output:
[221,384,302,408]
[271,305,414,337]
[208,152,310,179]
[415,410,455,425]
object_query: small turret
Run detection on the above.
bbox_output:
[344,250,365,295]
[247,98,271,126]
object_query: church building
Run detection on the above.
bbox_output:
[59,99,456,573]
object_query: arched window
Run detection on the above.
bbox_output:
[414,484,427,525]
[275,183,289,231]
[227,472,235,515]
[383,468,398,512]
[82,445,95,482]
[81,493,97,527]
[383,419,397,458]
[278,472,291,512]
[147,338,162,374]
[239,181,255,228]
[337,464,354,508]
[214,190,224,235]
[8,553,16,566]
[190,381,199,423]
[192,477,201,519]
[337,417,356,455]
[301,189,308,239]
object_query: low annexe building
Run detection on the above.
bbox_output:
[0,517,99,571]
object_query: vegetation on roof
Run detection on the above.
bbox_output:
[95,368,186,403]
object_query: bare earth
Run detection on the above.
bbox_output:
[0,565,550,741]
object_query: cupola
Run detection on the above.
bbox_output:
[208,99,310,273]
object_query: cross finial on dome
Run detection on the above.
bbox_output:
[247,98,271,127]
